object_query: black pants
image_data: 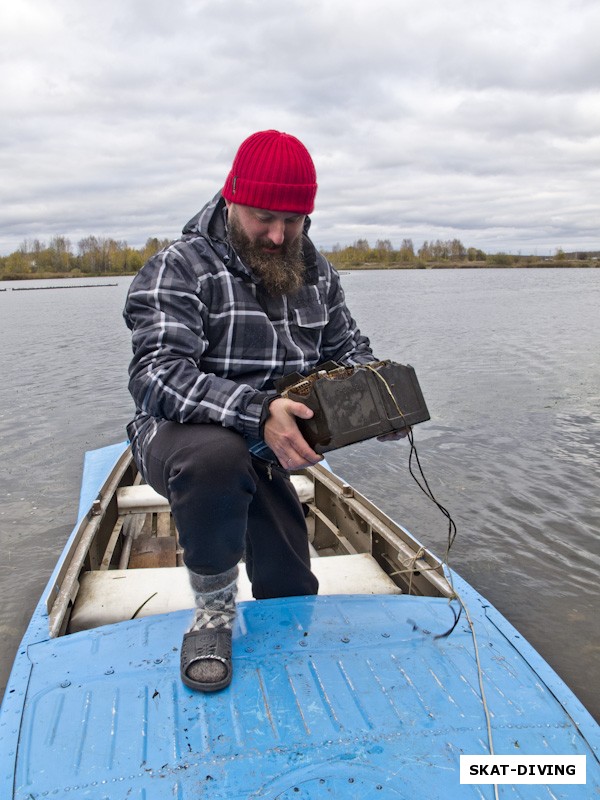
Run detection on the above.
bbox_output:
[142,421,318,599]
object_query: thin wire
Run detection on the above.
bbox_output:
[458,591,500,800]
[365,365,499,795]
[365,365,457,559]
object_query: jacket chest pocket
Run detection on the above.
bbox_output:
[292,303,329,329]
[290,285,329,330]
[288,289,329,361]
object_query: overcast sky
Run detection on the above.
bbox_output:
[2,0,599,256]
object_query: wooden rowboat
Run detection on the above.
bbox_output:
[0,441,597,798]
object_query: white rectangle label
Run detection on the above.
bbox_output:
[460,755,586,784]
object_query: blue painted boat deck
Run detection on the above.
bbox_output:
[10,592,600,799]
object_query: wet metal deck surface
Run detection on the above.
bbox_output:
[8,592,600,799]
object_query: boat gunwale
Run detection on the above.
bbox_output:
[45,444,133,636]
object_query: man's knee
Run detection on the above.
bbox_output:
[175,428,251,484]
[150,422,252,486]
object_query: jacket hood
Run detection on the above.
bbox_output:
[182,192,227,240]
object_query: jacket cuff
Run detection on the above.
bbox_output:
[236,391,272,439]
[258,392,280,438]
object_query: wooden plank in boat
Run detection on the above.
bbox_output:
[116,475,314,515]
[128,535,177,568]
[99,518,125,570]
[156,512,172,537]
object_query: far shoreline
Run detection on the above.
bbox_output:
[1,258,599,283]
[335,259,599,271]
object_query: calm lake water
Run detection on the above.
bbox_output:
[0,269,598,721]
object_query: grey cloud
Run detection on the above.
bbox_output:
[0,0,598,255]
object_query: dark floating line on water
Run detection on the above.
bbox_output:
[9,283,118,291]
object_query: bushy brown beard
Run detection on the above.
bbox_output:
[227,209,305,296]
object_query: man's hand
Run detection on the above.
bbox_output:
[263,397,323,470]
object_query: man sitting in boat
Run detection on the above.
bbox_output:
[124,130,395,692]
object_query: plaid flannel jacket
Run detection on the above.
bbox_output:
[123,194,374,476]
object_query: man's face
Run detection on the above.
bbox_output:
[226,202,306,295]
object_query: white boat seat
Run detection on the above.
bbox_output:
[68,554,401,633]
[116,474,315,513]
[117,484,170,514]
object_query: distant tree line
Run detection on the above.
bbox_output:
[0,235,597,280]
[322,238,486,267]
[0,236,171,279]
[321,239,597,269]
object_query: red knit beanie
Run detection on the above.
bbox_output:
[222,130,318,214]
